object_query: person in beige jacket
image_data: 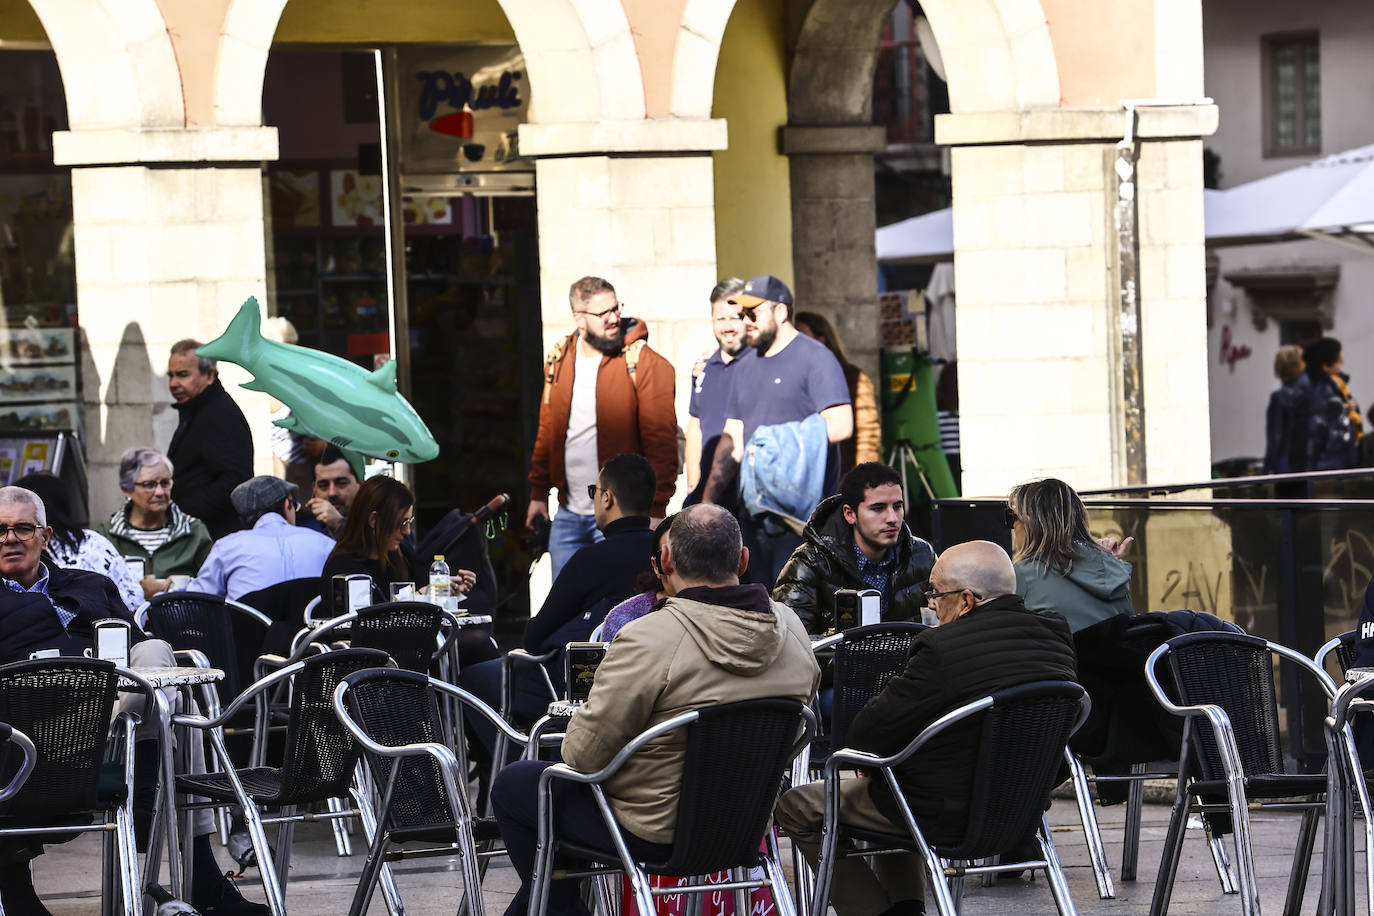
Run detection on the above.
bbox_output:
[491,504,821,916]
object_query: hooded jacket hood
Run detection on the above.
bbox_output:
[1063,541,1132,601]
[620,315,648,348]
[663,584,786,676]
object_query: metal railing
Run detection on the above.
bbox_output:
[931,468,1374,768]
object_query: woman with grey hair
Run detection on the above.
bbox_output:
[1005,477,1134,633]
[95,447,213,599]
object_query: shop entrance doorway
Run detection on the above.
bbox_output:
[264,48,540,626]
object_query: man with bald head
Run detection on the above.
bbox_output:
[775,540,1077,916]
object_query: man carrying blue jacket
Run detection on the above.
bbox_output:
[701,275,852,586]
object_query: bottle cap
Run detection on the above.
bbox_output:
[435,555,445,562]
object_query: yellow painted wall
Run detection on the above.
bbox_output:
[712,0,793,286]
[273,0,515,43]
[0,0,47,41]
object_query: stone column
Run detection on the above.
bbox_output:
[935,106,1217,495]
[782,125,887,387]
[54,128,278,513]
[520,120,728,460]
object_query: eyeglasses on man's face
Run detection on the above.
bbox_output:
[578,302,623,320]
[0,523,41,542]
[587,484,601,502]
[925,586,980,603]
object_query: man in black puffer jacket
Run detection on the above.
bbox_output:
[773,462,936,632]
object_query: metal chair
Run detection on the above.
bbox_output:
[809,680,1087,916]
[333,666,531,916]
[1322,666,1374,916]
[0,723,37,803]
[0,658,156,916]
[528,697,816,916]
[794,623,924,913]
[1317,629,1360,678]
[1144,630,1337,916]
[171,648,390,914]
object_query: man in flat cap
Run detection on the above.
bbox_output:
[188,475,335,599]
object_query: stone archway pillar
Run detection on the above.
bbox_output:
[936,105,1217,495]
[781,124,887,385]
[52,129,279,511]
[520,120,728,439]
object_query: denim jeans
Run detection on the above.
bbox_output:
[549,507,603,580]
[493,760,672,916]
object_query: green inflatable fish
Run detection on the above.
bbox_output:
[198,298,440,464]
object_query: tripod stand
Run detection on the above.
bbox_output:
[885,437,938,506]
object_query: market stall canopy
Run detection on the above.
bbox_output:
[876,208,954,264]
[877,190,1227,265]
[1205,144,1374,252]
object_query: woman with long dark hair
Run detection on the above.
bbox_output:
[323,475,475,603]
[1006,477,1132,633]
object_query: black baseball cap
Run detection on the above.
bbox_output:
[728,275,793,310]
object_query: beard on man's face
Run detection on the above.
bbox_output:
[585,325,626,356]
[750,324,777,354]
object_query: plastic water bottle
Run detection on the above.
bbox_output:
[429,555,451,608]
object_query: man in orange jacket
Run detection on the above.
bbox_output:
[526,276,679,579]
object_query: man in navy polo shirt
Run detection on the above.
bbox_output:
[683,278,754,512]
[702,275,853,586]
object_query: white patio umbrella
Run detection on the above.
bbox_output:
[878,191,1228,264]
[1205,143,1374,252]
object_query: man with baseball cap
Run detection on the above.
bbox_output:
[702,274,853,585]
[188,475,336,599]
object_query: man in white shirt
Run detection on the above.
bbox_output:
[525,276,679,579]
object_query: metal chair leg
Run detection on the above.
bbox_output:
[1064,751,1114,899]
[327,795,354,856]
[1039,815,1079,916]
[1283,806,1322,916]
[1208,831,1240,895]
[1147,790,1193,916]
[1122,762,1147,881]
[350,780,403,916]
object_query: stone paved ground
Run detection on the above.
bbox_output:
[31,796,1358,914]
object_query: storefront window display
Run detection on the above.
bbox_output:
[0,50,81,482]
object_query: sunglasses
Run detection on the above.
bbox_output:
[1003,505,1018,529]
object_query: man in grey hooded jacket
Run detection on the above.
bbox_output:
[491,504,821,916]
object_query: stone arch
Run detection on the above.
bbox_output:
[214,0,646,128]
[671,0,739,118]
[24,0,185,130]
[787,0,1060,124]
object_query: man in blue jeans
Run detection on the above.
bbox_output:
[460,454,657,757]
[525,276,678,579]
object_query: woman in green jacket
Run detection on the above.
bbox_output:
[97,447,214,599]
[1006,477,1134,633]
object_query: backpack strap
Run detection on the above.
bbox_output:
[624,339,647,389]
[542,336,569,405]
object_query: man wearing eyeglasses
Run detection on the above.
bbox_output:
[187,475,335,600]
[527,276,679,579]
[775,541,1077,916]
[701,274,853,585]
[0,485,268,914]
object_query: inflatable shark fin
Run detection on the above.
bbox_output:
[197,298,263,367]
[366,360,398,392]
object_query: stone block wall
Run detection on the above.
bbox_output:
[69,163,273,516]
